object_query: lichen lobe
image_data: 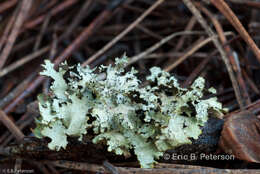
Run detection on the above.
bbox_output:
[34,56,225,168]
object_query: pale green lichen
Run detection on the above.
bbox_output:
[34,55,226,168]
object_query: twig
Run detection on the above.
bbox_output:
[128,31,207,66]
[182,55,213,88]
[173,16,197,51]
[182,36,245,87]
[24,0,79,30]
[0,112,30,144]
[210,0,260,63]
[2,115,36,146]
[33,13,51,51]
[0,9,17,51]
[45,164,59,174]
[0,72,37,109]
[37,0,58,15]
[12,37,36,53]
[103,160,119,174]
[0,0,17,14]
[3,76,45,114]
[0,0,33,69]
[182,0,245,109]
[196,2,250,106]
[164,32,232,72]
[61,0,94,39]
[0,46,50,77]
[162,16,197,76]
[32,162,52,174]
[53,2,120,68]
[141,52,210,59]
[47,160,260,174]
[0,101,37,145]
[0,109,24,141]
[47,160,106,173]
[242,69,260,94]
[2,0,123,114]
[136,24,176,47]
[82,0,166,67]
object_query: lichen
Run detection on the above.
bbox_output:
[34,55,226,168]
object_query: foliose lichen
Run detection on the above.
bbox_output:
[34,55,226,168]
